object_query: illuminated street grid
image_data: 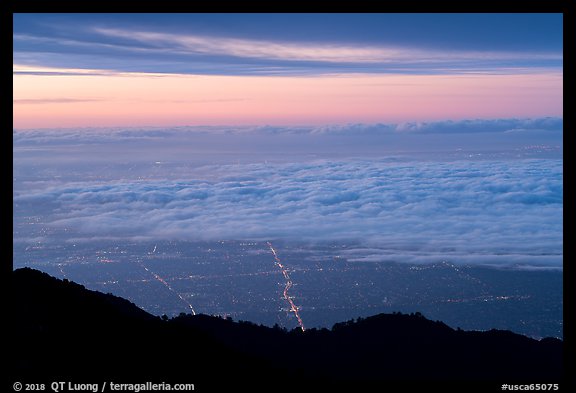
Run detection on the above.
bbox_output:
[13,238,562,338]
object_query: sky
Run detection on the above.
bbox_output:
[13,14,563,269]
[13,13,563,128]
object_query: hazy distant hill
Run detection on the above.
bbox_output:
[11,268,563,390]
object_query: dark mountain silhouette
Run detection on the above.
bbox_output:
[11,268,563,390]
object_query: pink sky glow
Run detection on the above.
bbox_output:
[13,66,562,129]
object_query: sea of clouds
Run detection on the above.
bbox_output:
[14,157,563,268]
[13,117,563,141]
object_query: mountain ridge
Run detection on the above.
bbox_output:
[11,267,563,387]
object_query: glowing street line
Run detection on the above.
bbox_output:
[57,263,68,279]
[138,250,196,315]
[267,242,305,331]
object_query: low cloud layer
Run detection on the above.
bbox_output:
[14,117,562,138]
[13,118,563,164]
[14,159,563,267]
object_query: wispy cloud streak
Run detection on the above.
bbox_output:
[93,28,562,66]
[13,25,562,76]
[13,98,103,105]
